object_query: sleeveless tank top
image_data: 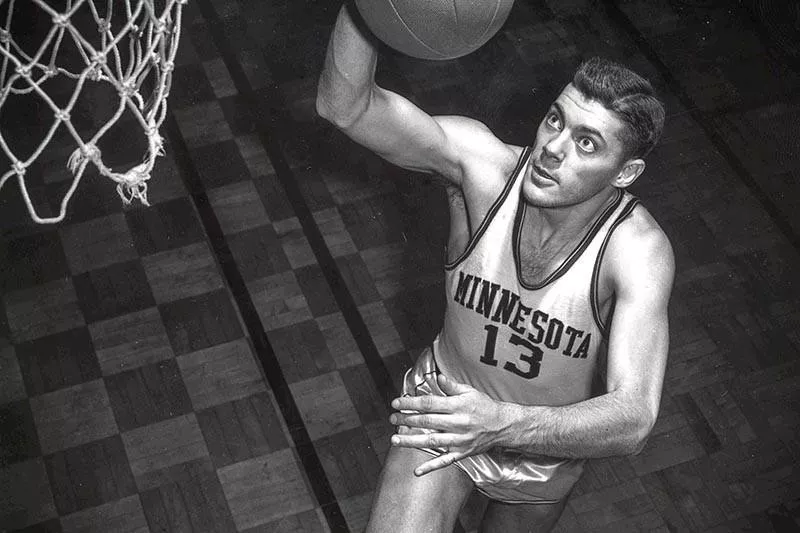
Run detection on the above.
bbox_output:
[433,146,640,407]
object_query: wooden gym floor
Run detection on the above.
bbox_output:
[1,0,799,531]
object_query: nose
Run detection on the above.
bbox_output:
[542,130,566,164]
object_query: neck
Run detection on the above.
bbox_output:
[525,188,619,246]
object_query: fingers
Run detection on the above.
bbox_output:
[389,432,465,476]
[390,412,455,431]
[392,393,453,413]
[390,431,463,450]
[436,374,474,395]
[390,426,472,476]
[413,451,464,477]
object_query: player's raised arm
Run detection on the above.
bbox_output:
[317,5,492,184]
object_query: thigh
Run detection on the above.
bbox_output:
[479,498,568,533]
[366,446,475,533]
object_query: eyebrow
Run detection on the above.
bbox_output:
[551,102,608,145]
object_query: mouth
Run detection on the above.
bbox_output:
[531,162,557,183]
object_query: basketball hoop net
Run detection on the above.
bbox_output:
[0,0,186,224]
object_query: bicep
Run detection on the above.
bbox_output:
[604,228,675,423]
[338,88,507,185]
[335,86,458,178]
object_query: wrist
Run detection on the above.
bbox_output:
[494,401,523,449]
[494,403,551,452]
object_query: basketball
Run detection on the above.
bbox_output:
[354,0,514,60]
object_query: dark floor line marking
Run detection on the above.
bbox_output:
[600,0,800,254]
[163,114,349,532]
[194,0,398,408]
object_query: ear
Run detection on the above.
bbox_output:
[613,159,645,188]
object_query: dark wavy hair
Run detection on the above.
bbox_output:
[573,57,665,159]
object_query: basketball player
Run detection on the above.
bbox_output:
[317,5,674,532]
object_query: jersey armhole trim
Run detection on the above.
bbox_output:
[444,146,532,271]
[590,196,640,337]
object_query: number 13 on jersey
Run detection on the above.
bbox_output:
[479,324,543,379]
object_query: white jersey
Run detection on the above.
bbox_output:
[433,146,640,407]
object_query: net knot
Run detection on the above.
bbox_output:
[119,79,137,99]
[0,29,10,44]
[91,53,107,68]
[97,19,111,34]
[12,161,25,176]
[54,109,70,122]
[88,65,103,81]
[88,54,106,81]
[15,64,32,78]
[82,144,101,160]
[146,126,166,156]
[115,163,151,206]
[67,144,101,174]
[52,14,69,28]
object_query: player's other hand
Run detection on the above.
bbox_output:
[389,374,511,476]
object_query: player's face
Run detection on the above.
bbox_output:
[522,83,635,208]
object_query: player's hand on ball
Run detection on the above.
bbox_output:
[389,374,510,476]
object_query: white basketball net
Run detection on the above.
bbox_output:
[0,0,186,224]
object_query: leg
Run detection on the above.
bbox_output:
[478,498,568,533]
[366,446,474,533]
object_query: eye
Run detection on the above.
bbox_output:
[545,112,561,130]
[577,137,596,153]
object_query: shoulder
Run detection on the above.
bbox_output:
[605,201,675,300]
[434,115,522,192]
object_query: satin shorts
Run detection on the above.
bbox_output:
[401,346,584,504]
